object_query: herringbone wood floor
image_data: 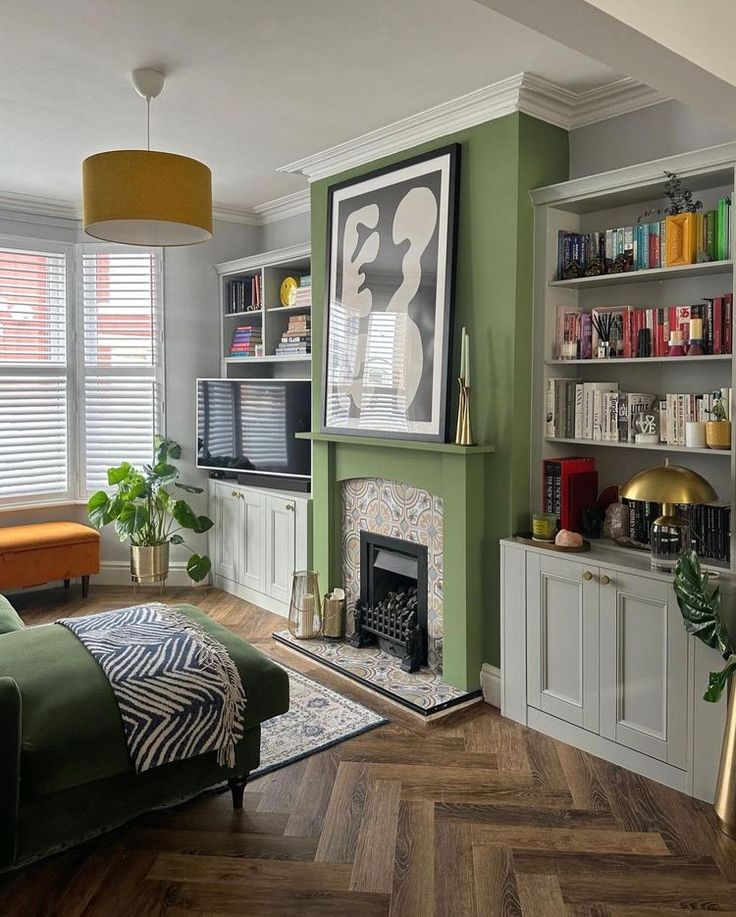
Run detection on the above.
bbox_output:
[2,585,736,916]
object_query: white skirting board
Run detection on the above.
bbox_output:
[480,663,501,709]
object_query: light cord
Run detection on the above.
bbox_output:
[146,97,151,150]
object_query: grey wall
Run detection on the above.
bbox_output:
[569,100,736,178]
[260,210,310,252]
[0,212,261,572]
[161,220,262,567]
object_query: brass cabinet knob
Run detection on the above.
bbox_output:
[230,490,239,498]
[286,503,295,512]
[601,574,611,585]
[582,570,593,581]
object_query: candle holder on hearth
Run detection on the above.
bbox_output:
[288,570,322,639]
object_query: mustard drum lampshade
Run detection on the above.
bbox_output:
[620,463,717,571]
[82,149,213,247]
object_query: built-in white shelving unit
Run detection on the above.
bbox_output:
[214,242,311,379]
[530,144,736,572]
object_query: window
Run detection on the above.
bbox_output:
[0,239,163,506]
[0,245,71,501]
[81,248,162,491]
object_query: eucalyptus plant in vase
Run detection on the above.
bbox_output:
[674,551,736,836]
[88,436,213,587]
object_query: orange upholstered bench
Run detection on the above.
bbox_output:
[0,522,100,597]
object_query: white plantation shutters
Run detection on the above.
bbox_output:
[81,248,163,492]
[0,245,71,501]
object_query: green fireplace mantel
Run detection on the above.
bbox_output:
[297,432,495,455]
[310,436,492,691]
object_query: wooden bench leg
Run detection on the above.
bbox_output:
[82,575,90,598]
[64,579,70,590]
[227,774,249,809]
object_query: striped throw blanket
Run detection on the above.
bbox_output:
[57,603,246,773]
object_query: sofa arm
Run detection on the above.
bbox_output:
[0,676,21,870]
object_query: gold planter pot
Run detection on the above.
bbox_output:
[706,421,731,450]
[715,679,736,837]
[130,543,170,585]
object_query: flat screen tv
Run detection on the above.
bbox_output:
[197,379,311,480]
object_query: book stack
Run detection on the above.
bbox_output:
[556,199,732,279]
[226,276,261,314]
[542,457,598,531]
[292,275,311,308]
[229,324,262,358]
[659,388,732,445]
[555,297,733,359]
[622,498,731,563]
[276,313,311,356]
[547,378,733,445]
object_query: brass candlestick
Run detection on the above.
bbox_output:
[455,326,474,445]
[455,380,473,445]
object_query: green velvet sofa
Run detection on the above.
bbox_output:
[0,594,289,871]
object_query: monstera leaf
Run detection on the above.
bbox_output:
[705,655,736,703]
[673,551,730,654]
[186,553,212,583]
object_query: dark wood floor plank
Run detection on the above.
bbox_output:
[315,761,370,864]
[473,846,522,917]
[435,818,476,917]
[516,872,566,917]
[350,779,402,893]
[390,800,435,917]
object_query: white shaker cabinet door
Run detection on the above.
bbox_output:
[265,495,296,607]
[526,552,600,732]
[599,569,688,769]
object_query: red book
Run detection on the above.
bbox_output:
[542,457,597,530]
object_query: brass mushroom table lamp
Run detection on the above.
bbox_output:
[620,461,717,571]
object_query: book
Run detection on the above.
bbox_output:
[542,457,597,530]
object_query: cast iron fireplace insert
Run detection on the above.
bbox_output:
[350,530,428,671]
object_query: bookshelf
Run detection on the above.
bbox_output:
[214,242,311,378]
[530,145,736,572]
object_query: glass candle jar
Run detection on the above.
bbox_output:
[288,571,322,639]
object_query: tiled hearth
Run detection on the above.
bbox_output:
[274,476,480,716]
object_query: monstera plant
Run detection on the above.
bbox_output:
[675,550,736,837]
[88,436,213,584]
[674,550,734,701]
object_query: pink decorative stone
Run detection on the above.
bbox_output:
[555,529,583,548]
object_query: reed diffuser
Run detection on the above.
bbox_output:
[455,326,474,445]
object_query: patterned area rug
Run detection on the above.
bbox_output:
[251,665,387,778]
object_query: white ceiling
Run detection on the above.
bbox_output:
[0,0,625,211]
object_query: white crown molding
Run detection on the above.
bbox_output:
[0,190,80,221]
[279,72,670,182]
[569,77,669,128]
[253,189,311,224]
[279,73,527,182]
[211,202,260,226]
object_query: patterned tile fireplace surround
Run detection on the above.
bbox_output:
[341,478,444,673]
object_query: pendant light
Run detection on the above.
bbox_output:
[82,69,212,246]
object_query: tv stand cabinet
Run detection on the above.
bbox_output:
[209,480,310,615]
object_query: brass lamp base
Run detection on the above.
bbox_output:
[716,679,736,837]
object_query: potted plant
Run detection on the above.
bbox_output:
[705,396,732,450]
[663,170,702,266]
[88,436,213,586]
[674,551,736,836]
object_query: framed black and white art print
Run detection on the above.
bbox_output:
[322,144,460,442]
